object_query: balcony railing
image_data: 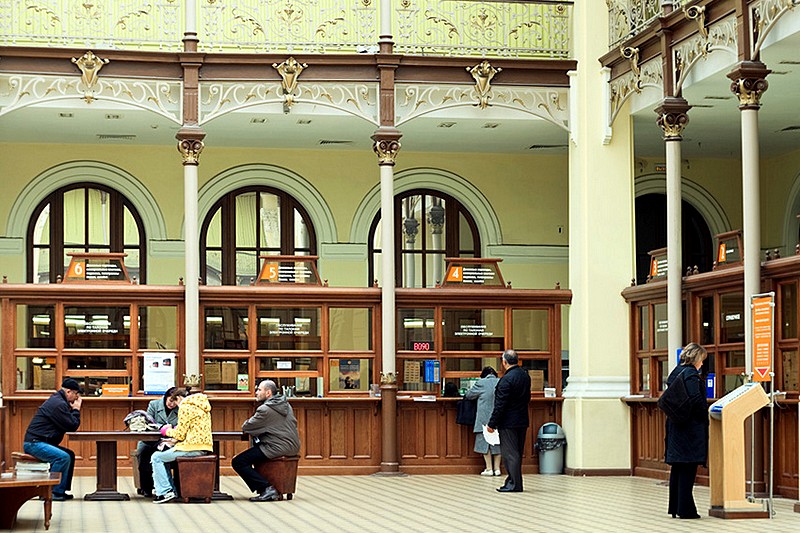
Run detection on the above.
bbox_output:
[0,0,571,59]
[608,0,687,49]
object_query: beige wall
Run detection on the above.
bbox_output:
[0,143,569,288]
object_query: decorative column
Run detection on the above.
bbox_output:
[179,0,205,389]
[428,200,445,285]
[728,61,769,377]
[402,200,419,287]
[655,97,690,370]
[373,130,402,474]
[178,131,204,388]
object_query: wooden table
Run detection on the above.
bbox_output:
[0,472,61,530]
[66,431,247,501]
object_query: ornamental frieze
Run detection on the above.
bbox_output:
[751,0,800,57]
[199,81,379,125]
[0,72,182,123]
[396,84,568,130]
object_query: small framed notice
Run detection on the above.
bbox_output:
[442,258,505,287]
[63,252,131,283]
[257,255,321,285]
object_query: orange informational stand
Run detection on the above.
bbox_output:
[708,383,770,518]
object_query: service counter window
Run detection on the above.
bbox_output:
[204,307,248,350]
[631,300,668,395]
[512,309,549,351]
[203,357,249,391]
[638,357,650,393]
[400,358,439,393]
[257,307,321,350]
[397,308,434,352]
[442,308,504,351]
[638,305,649,351]
[16,305,55,348]
[781,350,798,392]
[139,306,178,350]
[63,306,130,349]
[329,308,372,351]
[68,376,131,397]
[654,303,668,350]
[16,356,57,391]
[700,296,714,345]
[329,357,373,392]
[780,283,797,339]
[719,292,745,343]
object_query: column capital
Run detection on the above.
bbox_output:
[176,126,206,166]
[371,127,402,166]
[654,97,691,140]
[727,61,770,109]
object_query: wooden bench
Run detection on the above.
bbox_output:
[176,455,217,503]
[11,451,47,467]
[254,455,299,500]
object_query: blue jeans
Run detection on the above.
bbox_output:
[151,448,204,496]
[24,441,75,496]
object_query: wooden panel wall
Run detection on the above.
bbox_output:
[626,401,800,496]
[397,400,561,474]
[4,398,382,476]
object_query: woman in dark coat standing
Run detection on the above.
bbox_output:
[664,342,708,519]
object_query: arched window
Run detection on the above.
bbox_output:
[27,184,146,283]
[201,187,317,285]
[369,189,480,288]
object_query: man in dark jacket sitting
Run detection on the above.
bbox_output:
[23,378,83,501]
[232,379,301,502]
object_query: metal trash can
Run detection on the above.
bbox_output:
[536,423,566,474]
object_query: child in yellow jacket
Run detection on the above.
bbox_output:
[150,392,213,502]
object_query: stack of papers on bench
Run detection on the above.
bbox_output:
[15,460,50,476]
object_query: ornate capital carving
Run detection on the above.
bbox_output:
[183,373,202,388]
[654,97,691,140]
[466,60,501,109]
[380,372,397,385]
[71,51,109,103]
[273,57,308,112]
[427,202,445,234]
[373,139,400,165]
[178,139,204,165]
[727,61,770,109]
[683,5,707,39]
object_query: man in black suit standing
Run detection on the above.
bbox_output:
[487,349,531,492]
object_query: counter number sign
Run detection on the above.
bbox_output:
[446,266,463,282]
[66,259,86,280]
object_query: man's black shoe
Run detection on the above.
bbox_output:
[496,486,522,493]
[52,493,67,501]
[249,487,282,502]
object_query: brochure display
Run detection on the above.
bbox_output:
[708,382,770,518]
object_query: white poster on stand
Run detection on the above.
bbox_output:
[143,353,176,395]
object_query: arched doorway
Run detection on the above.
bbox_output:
[635,193,712,284]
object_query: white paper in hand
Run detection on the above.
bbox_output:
[483,425,500,446]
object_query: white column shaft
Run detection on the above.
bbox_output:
[185,0,197,34]
[184,164,200,378]
[741,108,761,376]
[666,140,682,369]
[380,165,396,374]
[379,0,392,37]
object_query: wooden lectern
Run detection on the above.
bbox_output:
[708,382,770,519]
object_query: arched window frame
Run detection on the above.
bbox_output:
[200,186,318,285]
[368,189,481,288]
[26,183,147,283]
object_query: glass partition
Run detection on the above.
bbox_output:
[257,307,321,350]
[16,356,57,390]
[63,306,130,349]
[16,305,55,348]
[512,309,549,351]
[442,308,504,351]
[203,358,249,391]
[397,308,434,352]
[204,306,249,350]
[139,306,178,350]
[329,308,372,351]
[329,357,372,392]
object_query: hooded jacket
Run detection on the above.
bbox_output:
[165,393,213,452]
[242,394,300,459]
[146,390,180,427]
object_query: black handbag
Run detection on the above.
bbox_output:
[455,398,478,426]
[657,367,696,424]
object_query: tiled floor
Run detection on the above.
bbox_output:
[9,474,799,532]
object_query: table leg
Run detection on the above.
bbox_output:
[42,487,52,530]
[211,441,233,500]
[83,440,130,501]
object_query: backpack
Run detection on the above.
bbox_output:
[455,398,478,426]
[657,367,697,424]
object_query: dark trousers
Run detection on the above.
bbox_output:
[498,427,527,491]
[668,463,700,518]
[232,446,271,494]
[137,441,159,494]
